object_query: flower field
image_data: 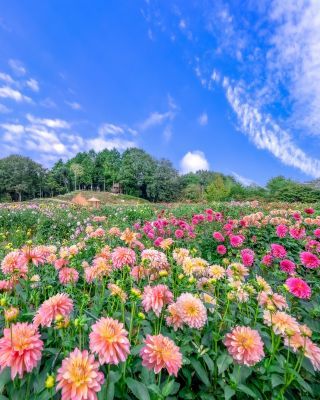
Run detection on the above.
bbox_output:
[0,201,319,399]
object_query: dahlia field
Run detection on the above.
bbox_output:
[0,202,319,399]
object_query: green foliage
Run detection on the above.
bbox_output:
[205,174,231,201]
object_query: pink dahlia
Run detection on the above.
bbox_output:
[230,235,244,248]
[176,293,207,329]
[217,245,227,255]
[0,322,43,379]
[276,224,288,238]
[271,244,287,259]
[1,251,27,276]
[241,249,255,267]
[142,284,173,317]
[89,317,130,365]
[280,259,296,274]
[224,326,264,366]
[111,247,136,269]
[300,251,319,269]
[286,277,311,299]
[140,334,182,376]
[213,232,225,242]
[59,267,79,285]
[56,348,104,400]
[33,293,73,328]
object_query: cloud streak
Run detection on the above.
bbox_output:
[223,78,320,178]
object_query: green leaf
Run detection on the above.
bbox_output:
[237,384,257,399]
[203,354,214,372]
[224,385,235,400]
[0,369,10,393]
[271,374,283,388]
[162,380,175,397]
[217,353,233,375]
[190,358,210,386]
[126,377,150,400]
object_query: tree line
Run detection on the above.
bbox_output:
[0,148,320,203]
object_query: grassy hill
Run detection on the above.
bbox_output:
[55,190,149,205]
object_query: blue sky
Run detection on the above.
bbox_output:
[0,0,320,186]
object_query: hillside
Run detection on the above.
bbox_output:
[55,190,149,205]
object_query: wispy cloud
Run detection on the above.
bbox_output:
[266,0,320,136]
[223,77,320,178]
[140,110,174,130]
[198,112,208,126]
[0,104,11,113]
[0,86,32,103]
[26,114,70,129]
[98,123,124,136]
[8,59,26,76]
[139,95,177,131]
[180,150,209,173]
[0,72,14,85]
[232,171,256,187]
[26,78,39,92]
[65,101,82,110]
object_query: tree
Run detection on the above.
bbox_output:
[118,148,156,198]
[148,159,181,202]
[205,174,231,201]
[70,163,84,191]
[0,155,45,201]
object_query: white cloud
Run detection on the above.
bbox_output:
[223,77,320,178]
[0,114,137,162]
[26,114,70,129]
[8,59,26,75]
[87,137,136,152]
[41,98,56,108]
[139,95,177,130]
[65,101,82,110]
[140,111,174,130]
[266,0,320,135]
[98,123,124,136]
[163,125,172,142]
[232,172,256,187]
[198,112,208,126]
[0,104,11,113]
[180,151,209,173]
[179,19,186,30]
[0,86,32,102]
[0,72,14,84]
[26,78,39,92]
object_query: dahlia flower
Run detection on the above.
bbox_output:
[142,284,173,317]
[271,244,287,259]
[276,224,288,238]
[140,334,182,376]
[224,326,264,366]
[0,322,43,379]
[286,277,311,299]
[241,249,255,267]
[1,251,28,276]
[280,259,296,274]
[33,293,73,328]
[166,303,184,331]
[300,251,320,269]
[111,247,136,269]
[56,348,104,400]
[176,293,207,329]
[89,317,130,365]
[263,310,299,336]
[59,267,79,285]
